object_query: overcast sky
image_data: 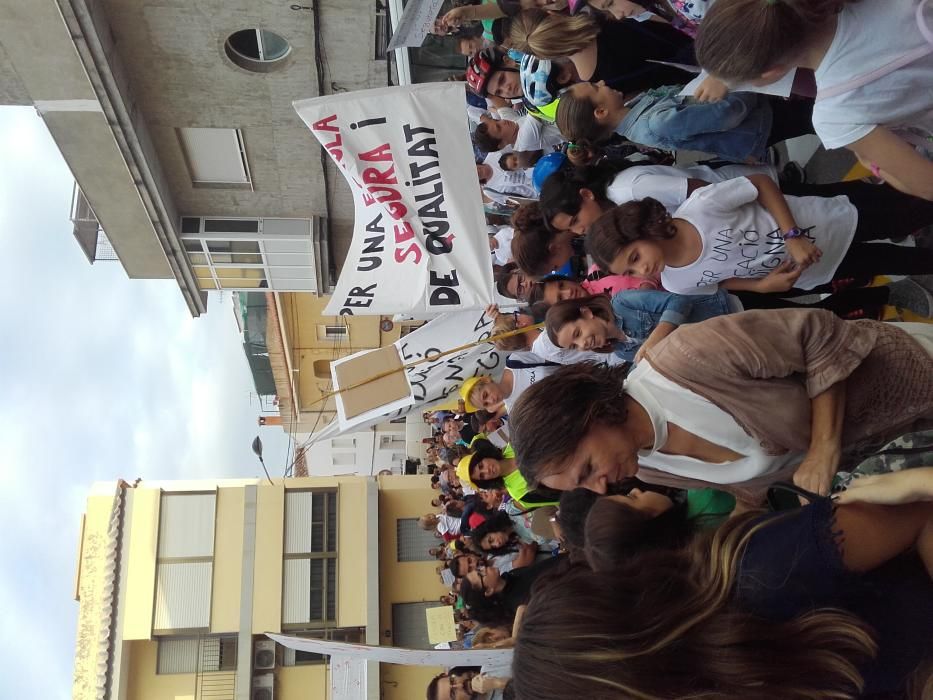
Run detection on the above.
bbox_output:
[0,107,292,700]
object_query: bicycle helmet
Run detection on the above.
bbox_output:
[466,47,515,97]
[520,54,557,108]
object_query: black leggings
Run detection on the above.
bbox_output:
[766,97,816,146]
[782,180,933,281]
[734,285,890,319]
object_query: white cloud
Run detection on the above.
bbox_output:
[0,107,293,699]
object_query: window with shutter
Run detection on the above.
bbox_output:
[153,493,216,633]
[282,490,338,628]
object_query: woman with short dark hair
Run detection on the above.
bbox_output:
[509,308,933,502]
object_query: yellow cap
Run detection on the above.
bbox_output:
[455,453,477,489]
[459,376,487,413]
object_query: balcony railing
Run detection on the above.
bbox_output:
[195,636,236,700]
[196,671,236,700]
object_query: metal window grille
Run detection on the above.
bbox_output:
[157,635,237,674]
[392,602,444,649]
[396,518,438,562]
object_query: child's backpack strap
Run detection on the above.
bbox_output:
[817,0,933,101]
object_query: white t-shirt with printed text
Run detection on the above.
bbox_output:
[483,153,537,199]
[813,0,933,149]
[606,163,777,213]
[663,177,856,294]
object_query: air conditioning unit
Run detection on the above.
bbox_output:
[252,673,274,700]
[253,640,276,670]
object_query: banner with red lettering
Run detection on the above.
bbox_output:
[294,84,494,316]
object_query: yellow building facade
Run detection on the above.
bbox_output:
[255,291,418,436]
[73,474,447,700]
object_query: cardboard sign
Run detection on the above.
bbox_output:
[325,307,505,434]
[426,605,458,644]
[294,83,494,316]
[332,345,410,421]
[387,0,446,50]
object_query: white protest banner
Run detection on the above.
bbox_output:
[387,0,446,51]
[294,83,494,316]
[267,633,513,668]
[324,306,505,434]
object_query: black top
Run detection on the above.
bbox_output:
[592,18,696,94]
[501,555,564,615]
[737,497,933,695]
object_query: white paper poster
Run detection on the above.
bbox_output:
[326,306,506,434]
[387,0,446,51]
[267,632,513,667]
[294,84,494,316]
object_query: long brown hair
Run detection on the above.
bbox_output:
[511,202,562,277]
[513,513,878,700]
[585,199,675,271]
[696,0,853,83]
[510,362,631,487]
[544,294,615,349]
[509,9,601,59]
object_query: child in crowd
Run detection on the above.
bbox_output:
[528,274,657,308]
[584,485,735,570]
[488,224,515,266]
[697,0,933,201]
[518,54,579,122]
[498,153,520,172]
[475,112,565,155]
[419,511,463,542]
[511,202,583,276]
[459,365,558,417]
[478,155,538,202]
[456,438,560,510]
[539,159,777,227]
[585,174,933,298]
[545,290,735,362]
[587,0,712,37]
[555,80,815,163]
[489,303,629,367]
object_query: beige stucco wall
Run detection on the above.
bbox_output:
[210,487,245,633]
[122,488,161,641]
[126,640,196,700]
[277,663,328,698]
[377,475,449,700]
[334,478,369,628]
[252,482,285,633]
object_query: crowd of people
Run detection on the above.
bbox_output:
[415,0,932,698]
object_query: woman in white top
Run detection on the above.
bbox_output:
[585,175,933,297]
[697,0,933,201]
[507,309,933,502]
